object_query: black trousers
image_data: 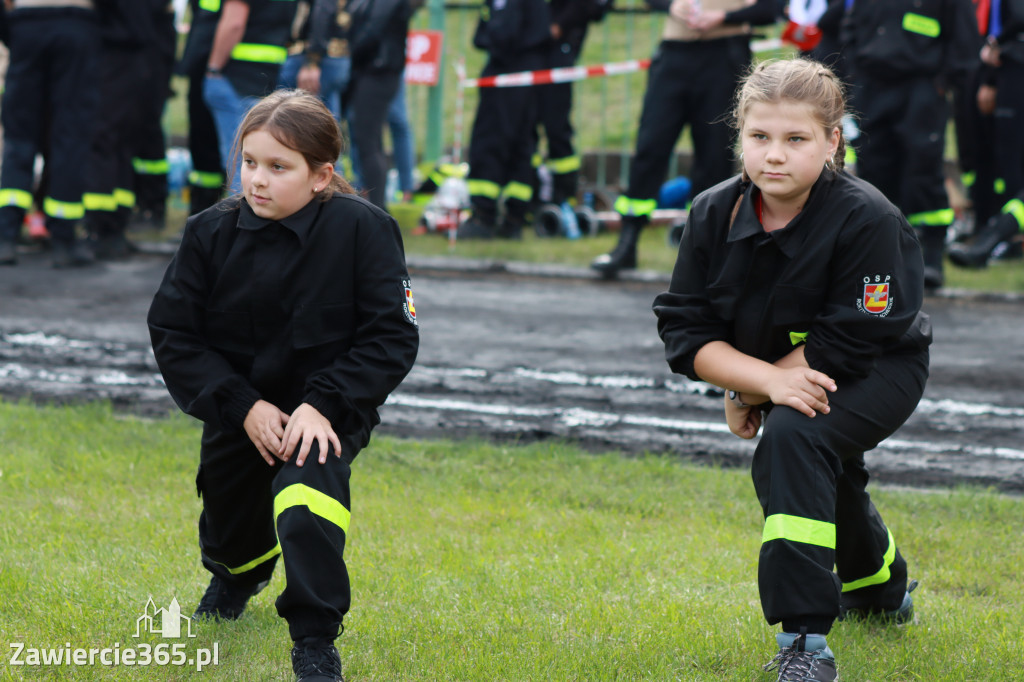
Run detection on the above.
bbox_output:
[196,427,358,642]
[133,17,177,215]
[753,349,928,634]
[618,37,747,217]
[186,60,225,215]
[0,12,99,243]
[85,43,147,238]
[347,67,403,211]
[466,49,547,222]
[533,42,580,204]
[993,60,1024,204]
[855,75,950,221]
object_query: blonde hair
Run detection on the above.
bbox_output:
[732,58,849,177]
[229,89,355,197]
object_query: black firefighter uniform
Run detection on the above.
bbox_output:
[654,170,932,633]
[148,194,419,640]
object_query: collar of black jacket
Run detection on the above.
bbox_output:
[236,196,322,247]
[727,171,835,258]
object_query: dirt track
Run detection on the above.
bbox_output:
[1,247,1022,493]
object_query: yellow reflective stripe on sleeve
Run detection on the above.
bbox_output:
[231,43,288,65]
[274,483,351,535]
[842,529,896,592]
[906,208,954,226]
[189,170,224,189]
[960,171,976,189]
[0,188,33,209]
[503,181,533,202]
[614,195,658,217]
[548,155,581,174]
[212,543,282,575]
[1001,198,1024,230]
[995,178,1006,195]
[789,331,808,346]
[902,13,941,38]
[114,188,136,208]
[198,0,219,11]
[762,514,836,549]
[844,146,857,166]
[83,192,118,212]
[133,157,170,175]
[467,179,501,199]
[43,197,85,220]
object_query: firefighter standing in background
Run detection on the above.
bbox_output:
[0,0,102,267]
[950,0,1024,269]
[182,0,298,197]
[843,0,979,290]
[457,0,553,240]
[531,0,611,208]
[591,0,778,278]
[83,0,156,260]
[129,0,178,233]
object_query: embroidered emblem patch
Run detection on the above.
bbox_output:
[402,279,417,326]
[856,275,894,316]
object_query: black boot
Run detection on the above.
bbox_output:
[948,212,1021,269]
[591,216,645,279]
[918,225,946,290]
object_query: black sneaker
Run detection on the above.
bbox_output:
[840,579,918,625]
[291,639,344,682]
[191,575,267,621]
[763,628,838,682]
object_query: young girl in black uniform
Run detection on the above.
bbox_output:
[653,59,932,682]
[148,90,419,682]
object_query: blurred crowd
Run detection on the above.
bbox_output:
[0,0,1020,283]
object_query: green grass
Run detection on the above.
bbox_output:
[1,400,1022,680]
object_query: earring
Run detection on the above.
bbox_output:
[313,186,320,193]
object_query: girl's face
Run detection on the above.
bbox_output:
[740,99,840,210]
[240,129,333,222]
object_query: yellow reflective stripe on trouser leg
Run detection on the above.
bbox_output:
[842,528,896,592]
[547,155,581,174]
[906,208,954,226]
[0,188,33,209]
[210,543,282,576]
[614,195,658,218]
[1001,198,1024,230]
[467,179,501,200]
[762,514,836,549]
[83,192,118,212]
[43,197,85,220]
[503,181,533,203]
[274,483,351,535]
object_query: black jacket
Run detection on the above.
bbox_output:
[473,0,552,60]
[346,0,410,72]
[148,194,419,449]
[653,171,931,383]
[845,0,979,83]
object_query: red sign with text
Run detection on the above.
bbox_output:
[405,30,444,86]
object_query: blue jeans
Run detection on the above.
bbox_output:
[278,54,351,122]
[202,76,259,193]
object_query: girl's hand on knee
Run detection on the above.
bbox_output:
[243,399,290,465]
[767,367,837,419]
[725,399,762,439]
[279,403,343,467]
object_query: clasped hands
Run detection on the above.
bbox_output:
[725,365,837,440]
[243,399,342,467]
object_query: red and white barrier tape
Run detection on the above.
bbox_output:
[458,38,783,89]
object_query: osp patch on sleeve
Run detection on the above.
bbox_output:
[856,274,893,316]
[402,279,418,326]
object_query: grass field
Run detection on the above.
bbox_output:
[1,401,1022,681]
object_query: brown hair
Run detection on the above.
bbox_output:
[732,58,849,176]
[228,89,355,197]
